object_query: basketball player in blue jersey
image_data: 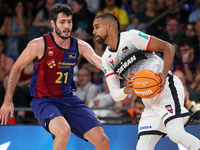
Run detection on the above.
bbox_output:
[0,4,109,150]
[93,12,200,150]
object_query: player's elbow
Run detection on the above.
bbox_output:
[164,43,175,56]
[12,63,23,73]
[110,90,128,102]
[169,43,175,54]
[111,94,123,102]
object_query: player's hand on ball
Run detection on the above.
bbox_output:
[157,72,166,93]
[132,69,161,98]
[125,75,134,94]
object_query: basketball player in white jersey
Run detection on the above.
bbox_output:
[93,12,200,150]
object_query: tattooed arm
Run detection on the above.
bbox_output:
[78,39,103,71]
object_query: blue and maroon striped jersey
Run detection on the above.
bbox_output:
[30,33,79,98]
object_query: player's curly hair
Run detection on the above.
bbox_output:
[49,3,73,23]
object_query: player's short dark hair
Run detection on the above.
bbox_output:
[49,3,73,23]
[95,12,121,32]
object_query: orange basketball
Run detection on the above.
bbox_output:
[132,69,161,98]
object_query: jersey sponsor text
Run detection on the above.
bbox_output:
[116,54,136,75]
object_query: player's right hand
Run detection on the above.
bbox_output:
[124,75,134,94]
[0,101,14,125]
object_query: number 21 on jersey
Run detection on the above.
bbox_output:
[55,72,68,83]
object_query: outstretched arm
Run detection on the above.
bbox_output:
[0,38,43,125]
[78,39,103,71]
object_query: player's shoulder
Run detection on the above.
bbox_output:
[77,39,87,46]
[121,29,140,36]
[26,36,45,59]
[77,39,93,50]
[121,29,151,42]
[28,36,44,49]
[77,39,93,55]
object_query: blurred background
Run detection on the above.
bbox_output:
[0,0,200,149]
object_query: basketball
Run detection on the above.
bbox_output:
[132,69,161,98]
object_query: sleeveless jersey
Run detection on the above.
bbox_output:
[102,29,164,80]
[30,33,79,98]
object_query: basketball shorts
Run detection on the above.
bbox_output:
[138,74,191,138]
[30,95,102,140]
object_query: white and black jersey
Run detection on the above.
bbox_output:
[102,29,163,80]
[102,30,191,138]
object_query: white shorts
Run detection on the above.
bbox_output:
[138,74,191,138]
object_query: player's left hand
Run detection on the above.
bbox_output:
[157,72,166,93]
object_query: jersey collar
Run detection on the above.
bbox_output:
[50,33,73,51]
[108,33,120,52]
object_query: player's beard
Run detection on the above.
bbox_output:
[96,30,108,44]
[55,25,70,39]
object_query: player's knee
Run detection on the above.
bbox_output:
[100,135,110,147]
[55,126,71,140]
[61,127,71,139]
[95,135,109,149]
[166,119,186,144]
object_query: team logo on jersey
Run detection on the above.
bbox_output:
[138,31,149,40]
[48,46,54,49]
[109,59,114,66]
[108,55,114,66]
[47,59,56,68]
[68,53,76,59]
[48,51,53,56]
[165,104,173,114]
[122,46,129,53]
[50,112,55,117]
